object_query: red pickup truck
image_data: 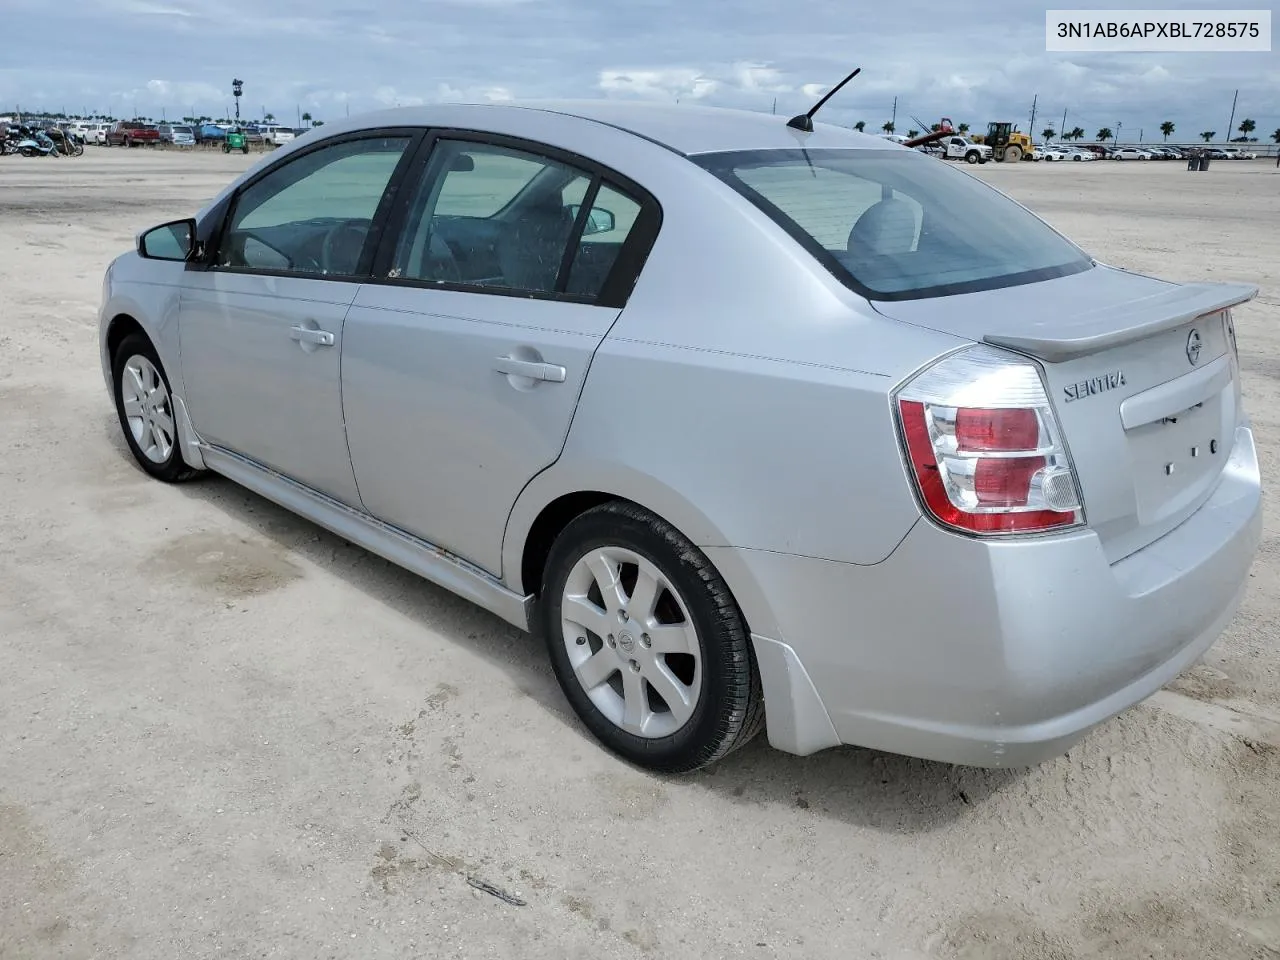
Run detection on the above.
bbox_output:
[106,121,160,148]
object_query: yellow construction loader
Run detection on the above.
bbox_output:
[982,122,1036,161]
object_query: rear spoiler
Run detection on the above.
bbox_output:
[984,281,1259,362]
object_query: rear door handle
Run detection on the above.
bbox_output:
[290,325,335,346]
[493,356,566,383]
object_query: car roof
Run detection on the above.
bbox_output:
[326,99,897,157]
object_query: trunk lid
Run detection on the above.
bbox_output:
[873,265,1257,560]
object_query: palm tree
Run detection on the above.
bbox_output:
[312,119,324,128]
[1160,121,1175,141]
[1041,127,1056,142]
[1200,130,1215,142]
[957,122,969,134]
[301,111,312,124]
[853,120,865,132]
[882,121,895,134]
[264,112,276,123]
[1273,128,1280,144]
[1096,127,1112,143]
[1068,126,1085,141]
[1239,118,1256,138]
[906,129,918,138]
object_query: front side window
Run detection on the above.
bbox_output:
[391,139,644,299]
[218,135,411,277]
[694,148,1092,300]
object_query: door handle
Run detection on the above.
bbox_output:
[493,356,566,383]
[290,325,335,347]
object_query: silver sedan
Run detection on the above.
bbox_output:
[100,100,1262,773]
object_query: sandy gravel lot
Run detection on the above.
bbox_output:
[2,148,1279,960]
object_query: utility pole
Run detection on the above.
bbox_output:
[1028,93,1038,135]
[771,97,776,115]
[1061,108,1067,137]
[1226,88,1238,142]
[891,96,897,129]
[1116,121,1122,145]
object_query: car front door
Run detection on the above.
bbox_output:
[178,130,418,506]
[340,134,659,575]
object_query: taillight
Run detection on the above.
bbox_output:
[895,345,1083,535]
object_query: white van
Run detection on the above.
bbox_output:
[258,124,296,147]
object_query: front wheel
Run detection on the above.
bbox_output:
[111,332,202,483]
[965,151,979,164]
[541,501,764,773]
[1005,145,1023,162]
[242,146,249,154]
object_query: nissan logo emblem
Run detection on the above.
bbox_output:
[1186,329,1202,366]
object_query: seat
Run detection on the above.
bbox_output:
[846,198,919,257]
[497,197,576,293]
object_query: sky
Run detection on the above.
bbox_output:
[2,0,1278,142]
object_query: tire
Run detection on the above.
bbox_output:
[965,151,979,164]
[1005,145,1023,163]
[541,501,765,773]
[111,332,201,483]
[242,146,249,154]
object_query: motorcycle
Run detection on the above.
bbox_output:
[17,131,59,157]
[45,126,83,156]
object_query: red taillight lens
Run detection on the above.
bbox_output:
[895,346,1084,536]
[954,407,1040,452]
[974,456,1045,506]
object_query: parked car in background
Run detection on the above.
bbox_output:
[157,123,196,146]
[256,124,296,147]
[98,100,1262,775]
[106,121,160,148]
[1113,147,1152,160]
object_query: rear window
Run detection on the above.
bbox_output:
[693,148,1092,301]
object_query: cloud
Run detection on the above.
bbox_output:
[598,68,719,101]
[0,0,1274,141]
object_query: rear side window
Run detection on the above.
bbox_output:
[389,138,648,301]
[694,148,1092,300]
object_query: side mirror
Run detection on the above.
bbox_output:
[138,218,197,261]
[568,205,616,236]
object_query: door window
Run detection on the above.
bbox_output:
[218,135,411,277]
[390,139,644,299]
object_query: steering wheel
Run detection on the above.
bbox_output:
[319,221,369,276]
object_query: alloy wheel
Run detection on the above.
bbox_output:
[119,354,176,464]
[559,546,702,739]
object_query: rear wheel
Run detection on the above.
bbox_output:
[541,501,764,773]
[111,332,201,483]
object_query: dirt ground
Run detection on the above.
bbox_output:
[2,148,1279,960]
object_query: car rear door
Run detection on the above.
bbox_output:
[340,131,660,576]
[177,129,421,506]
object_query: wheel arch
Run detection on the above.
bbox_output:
[505,466,843,758]
[504,461,782,641]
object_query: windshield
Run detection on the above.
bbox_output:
[693,148,1092,301]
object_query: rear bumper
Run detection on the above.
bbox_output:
[730,422,1262,767]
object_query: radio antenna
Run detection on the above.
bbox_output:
[786,66,862,132]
